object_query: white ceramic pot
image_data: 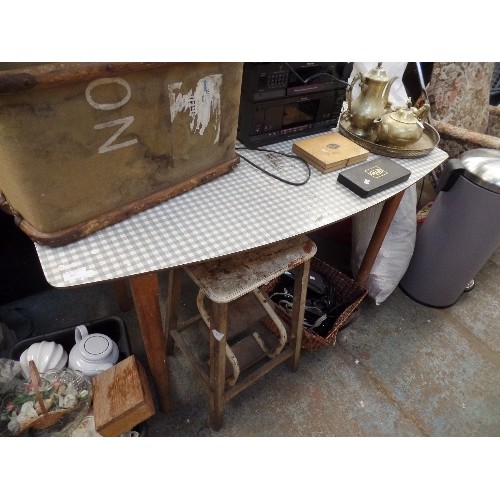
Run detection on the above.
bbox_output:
[19,341,68,379]
[68,325,119,377]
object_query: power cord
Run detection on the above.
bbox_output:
[283,62,349,86]
[235,146,311,186]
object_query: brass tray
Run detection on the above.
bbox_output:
[338,115,440,159]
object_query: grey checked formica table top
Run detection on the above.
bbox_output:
[35,132,448,288]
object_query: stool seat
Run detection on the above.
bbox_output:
[185,234,317,303]
[165,234,317,430]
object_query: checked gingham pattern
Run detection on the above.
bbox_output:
[35,132,448,288]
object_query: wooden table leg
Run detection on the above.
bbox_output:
[129,272,171,412]
[355,191,405,287]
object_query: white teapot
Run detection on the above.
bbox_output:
[68,324,119,377]
[19,341,68,379]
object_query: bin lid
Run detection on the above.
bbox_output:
[460,148,500,194]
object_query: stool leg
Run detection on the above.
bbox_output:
[288,259,311,371]
[165,268,183,355]
[209,301,228,431]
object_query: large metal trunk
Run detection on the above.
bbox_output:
[0,62,243,246]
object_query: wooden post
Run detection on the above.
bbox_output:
[129,272,171,412]
[112,278,133,311]
[289,259,311,371]
[209,301,228,431]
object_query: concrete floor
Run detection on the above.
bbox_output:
[1,230,498,438]
[5,178,496,497]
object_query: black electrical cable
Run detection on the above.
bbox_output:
[235,146,311,186]
[283,63,349,86]
[304,72,349,85]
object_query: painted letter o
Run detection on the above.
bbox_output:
[86,77,132,110]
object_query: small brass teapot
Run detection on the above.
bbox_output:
[346,62,398,138]
[374,98,430,147]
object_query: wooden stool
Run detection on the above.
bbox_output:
[165,234,317,430]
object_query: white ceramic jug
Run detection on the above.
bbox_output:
[68,325,119,377]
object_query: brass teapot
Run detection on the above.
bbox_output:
[374,98,430,147]
[346,62,398,138]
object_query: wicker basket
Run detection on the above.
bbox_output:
[261,257,367,352]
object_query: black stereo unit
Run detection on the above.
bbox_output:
[237,62,353,147]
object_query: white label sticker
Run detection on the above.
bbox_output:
[212,329,224,341]
[62,267,98,283]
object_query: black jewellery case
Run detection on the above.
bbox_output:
[337,157,411,198]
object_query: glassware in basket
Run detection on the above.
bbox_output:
[0,359,24,394]
[0,364,92,437]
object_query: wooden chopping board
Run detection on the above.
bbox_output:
[92,355,155,437]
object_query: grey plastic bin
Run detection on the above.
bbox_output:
[400,149,500,308]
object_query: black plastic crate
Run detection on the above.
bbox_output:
[9,316,131,363]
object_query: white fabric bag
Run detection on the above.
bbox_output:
[351,184,417,305]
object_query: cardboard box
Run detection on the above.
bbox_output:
[292,132,369,173]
